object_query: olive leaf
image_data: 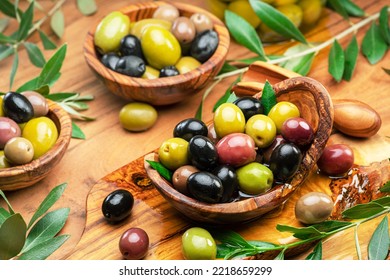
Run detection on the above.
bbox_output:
[327,0,365,19]
[276,224,323,240]
[279,43,315,76]
[218,62,238,75]
[10,49,19,90]
[0,0,22,18]
[305,241,322,260]
[50,8,65,38]
[17,234,70,260]
[36,44,67,89]
[24,42,46,68]
[0,190,15,214]
[361,22,388,65]
[343,35,359,81]
[0,213,27,260]
[342,202,385,219]
[260,80,277,115]
[16,1,34,41]
[38,30,57,50]
[328,39,345,82]
[327,0,350,20]
[0,208,11,227]
[146,160,173,182]
[383,68,390,75]
[77,0,97,16]
[0,45,13,61]
[0,18,9,33]
[71,122,86,139]
[368,216,389,260]
[224,9,266,60]
[379,6,390,45]
[380,181,390,192]
[249,0,307,45]
[274,250,285,260]
[213,76,240,112]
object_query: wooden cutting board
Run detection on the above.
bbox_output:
[66,132,390,260]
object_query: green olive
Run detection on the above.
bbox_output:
[236,162,274,195]
[141,65,160,79]
[141,26,181,69]
[273,0,298,6]
[130,18,172,39]
[0,150,11,168]
[213,103,246,138]
[4,137,34,165]
[227,0,261,28]
[181,227,216,260]
[22,116,58,159]
[0,97,4,117]
[175,56,201,74]
[245,114,277,148]
[119,102,158,132]
[267,101,300,133]
[205,0,228,21]
[94,11,131,54]
[158,137,189,170]
[298,0,322,27]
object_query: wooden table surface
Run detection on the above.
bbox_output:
[1,0,389,260]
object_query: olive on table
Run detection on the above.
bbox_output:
[190,13,213,33]
[236,162,274,195]
[233,96,263,121]
[172,165,200,195]
[295,192,334,224]
[115,55,146,77]
[317,144,354,177]
[181,227,217,260]
[173,118,208,142]
[4,137,34,165]
[187,171,223,203]
[158,137,189,170]
[267,101,300,133]
[245,114,277,148]
[119,227,149,260]
[281,117,314,148]
[152,4,180,22]
[0,116,21,149]
[102,189,134,223]
[119,102,158,132]
[213,103,245,138]
[269,142,303,183]
[190,29,219,63]
[188,135,219,171]
[21,91,49,117]
[2,91,34,124]
[101,52,120,70]
[159,65,180,77]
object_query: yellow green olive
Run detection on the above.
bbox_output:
[158,137,189,170]
[227,0,262,28]
[119,102,158,132]
[181,227,217,260]
[267,101,300,133]
[141,65,160,79]
[130,18,172,39]
[4,136,34,165]
[175,56,201,74]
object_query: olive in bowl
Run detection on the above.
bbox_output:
[0,97,72,191]
[83,1,230,106]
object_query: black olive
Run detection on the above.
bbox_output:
[190,29,219,63]
[212,165,239,203]
[2,91,34,123]
[114,55,146,77]
[233,96,263,121]
[173,118,208,141]
[159,65,180,77]
[102,189,134,223]
[101,52,120,70]
[187,171,223,203]
[269,143,303,183]
[188,135,218,171]
[119,35,144,58]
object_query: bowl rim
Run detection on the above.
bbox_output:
[82,1,230,89]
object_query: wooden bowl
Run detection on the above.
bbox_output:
[145,73,334,225]
[0,100,72,191]
[83,1,230,106]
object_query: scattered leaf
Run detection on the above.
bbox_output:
[379,6,390,45]
[276,224,323,240]
[343,35,359,81]
[341,0,365,17]
[373,196,390,207]
[328,39,345,82]
[327,0,349,20]
[0,213,27,260]
[383,67,390,75]
[218,62,238,75]
[0,45,13,61]
[0,18,9,33]
[260,80,277,115]
[146,160,173,182]
[38,30,57,50]
[305,241,322,260]
[368,216,389,260]
[249,0,307,44]
[77,0,97,16]
[0,190,15,214]
[0,208,11,227]
[17,234,70,260]
[9,49,19,90]
[0,33,16,44]
[16,1,34,41]
[36,44,67,88]
[59,102,96,121]
[224,10,266,60]
[280,43,315,76]
[24,42,46,68]
[361,22,388,65]
[342,202,385,219]
[0,0,22,18]
[50,9,65,38]
[274,250,285,260]
[213,75,240,111]
[71,122,86,139]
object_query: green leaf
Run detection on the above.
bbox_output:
[66,101,89,111]
[218,62,238,75]
[15,77,53,94]
[311,220,352,233]
[23,208,70,253]
[247,240,278,249]
[380,181,390,192]
[146,160,173,182]
[38,30,57,50]
[17,234,70,260]
[280,43,315,76]
[59,102,95,120]
[0,190,15,214]
[0,0,21,18]
[16,1,34,41]
[276,224,324,240]
[24,42,46,68]
[76,0,97,16]
[361,23,388,65]
[27,183,67,229]
[213,76,240,112]
[216,243,236,259]
[9,49,19,90]
[327,0,349,20]
[71,122,85,139]
[305,241,322,260]
[342,0,365,17]
[0,18,9,33]
[249,0,307,44]
[0,213,27,260]
[342,202,385,219]
[212,230,253,249]
[50,9,65,38]
[372,196,390,207]
[328,40,345,82]
[224,10,266,59]
[274,250,285,260]
[261,80,277,115]
[36,44,67,88]
[379,6,390,45]
[368,216,389,260]
[0,208,11,227]
[0,45,13,61]
[0,33,16,44]
[343,35,359,81]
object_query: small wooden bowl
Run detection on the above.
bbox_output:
[0,100,72,191]
[145,72,334,224]
[83,1,230,106]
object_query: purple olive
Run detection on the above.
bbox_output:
[317,144,354,177]
[119,227,149,260]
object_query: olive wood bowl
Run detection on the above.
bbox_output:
[83,1,230,106]
[0,100,72,191]
[144,73,334,225]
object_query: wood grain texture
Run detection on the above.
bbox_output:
[0,0,389,260]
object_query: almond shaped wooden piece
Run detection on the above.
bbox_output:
[0,100,72,191]
[145,76,334,225]
[83,1,230,106]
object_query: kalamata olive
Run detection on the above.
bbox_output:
[188,135,218,171]
[119,35,143,58]
[159,65,180,77]
[101,52,120,70]
[233,96,263,121]
[172,165,199,195]
[102,189,134,223]
[119,227,149,260]
[4,137,34,165]
[171,17,196,44]
[262,135,286,164]
[2,91,34,123]
[21,91,49,117]
[295,192,333,224]
[281,117,314,148]
[190,13,213,33]
[190,29,219,63]
[317,144,354,177]
[115,55,146,77]
[212,165,239,203]
[269,142,303,183]
[215,133,256,167]
[173,118,208,141]
[187,171,223,203]
[0,117,21,149]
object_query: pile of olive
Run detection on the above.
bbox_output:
[94,4,219,78]
[0,91,58,167]
[157,96,316,204]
